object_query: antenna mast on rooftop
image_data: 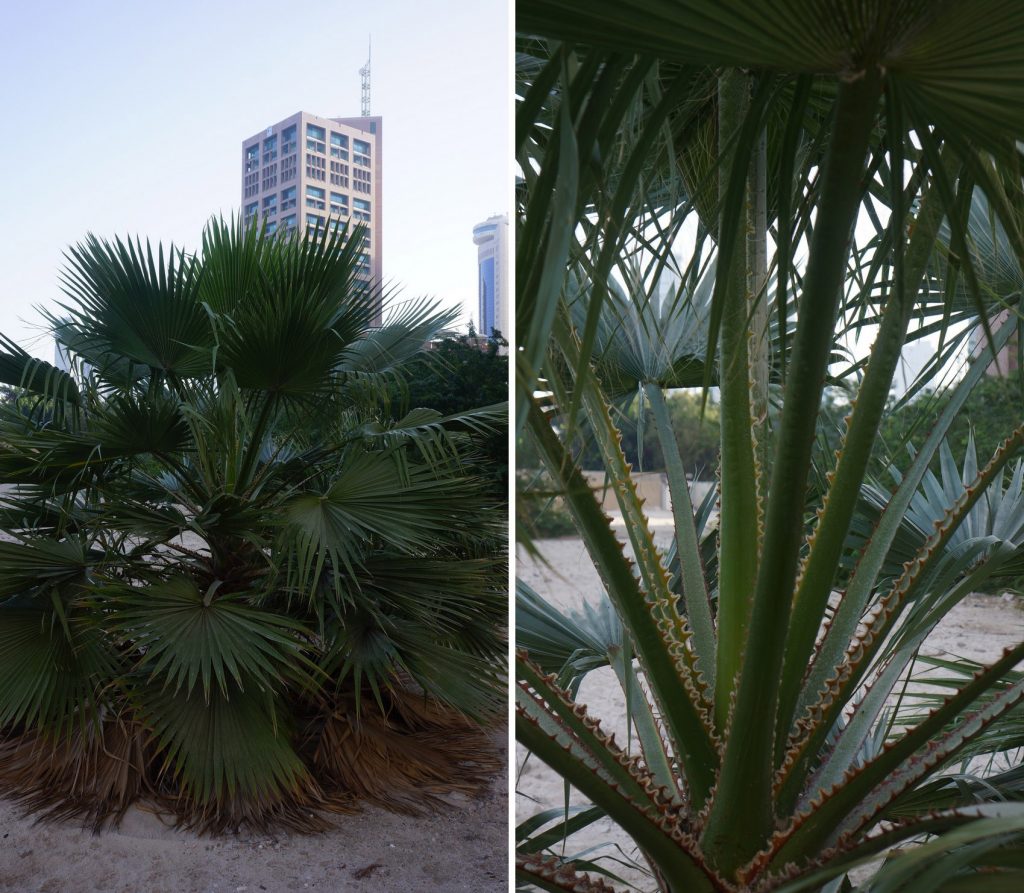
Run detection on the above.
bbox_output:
[359,38,371,116]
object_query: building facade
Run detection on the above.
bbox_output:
[472,214,508,339]
[241,111,382,318]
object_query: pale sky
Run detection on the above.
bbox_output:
[0,0,510,359]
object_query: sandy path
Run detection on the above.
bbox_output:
[516,529,1024,891]
[0,730,507,893]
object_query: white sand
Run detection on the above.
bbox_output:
[516,529,1024,891]
[0,730,507,893]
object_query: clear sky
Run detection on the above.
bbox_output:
[0,0,510,359]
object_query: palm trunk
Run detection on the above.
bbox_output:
[702,69,882,875]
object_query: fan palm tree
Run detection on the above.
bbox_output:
[516,2,1024,891]
[0,218,507,832]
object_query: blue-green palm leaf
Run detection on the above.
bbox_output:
[99,576,320,700]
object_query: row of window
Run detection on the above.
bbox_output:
[247,124,371,170]
[245,190,368,221]
[245,214,374,258]
[251,163,367,192]
[245,211,297,235]
[304,185,353,215]
[251,148,360,177]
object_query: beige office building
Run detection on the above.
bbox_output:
[241,111,382,316]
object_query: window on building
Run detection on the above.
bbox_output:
[281,213,297,231]
[305,154,326,180]
[244,201,258,220]
[353,139,371,167]
[265,220,278,235]
[280,123,296,153]
[353,198,370,222]
[305,185,326,210]
[329,132,349,160]
[245,144,259,172]
[352,167,371,194]
[329,192,348,215]
[306,123,326,153]
[280,186,297,210]
[306,213,326,231]
[262,195,277,214]
[281,124,297,154]
[261,161,278,191]
[262,134,277,162]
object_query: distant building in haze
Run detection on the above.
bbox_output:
[472,214,508,339]
[241,111,382,322]
[972,310,1020,377]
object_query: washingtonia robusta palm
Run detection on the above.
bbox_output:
[515,3,1024,891]
[0,218,507,831]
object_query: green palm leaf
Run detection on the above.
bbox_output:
[139,680,314,830]
[100,576,319,700]
[0,605,116,736]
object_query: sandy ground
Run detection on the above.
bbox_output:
[0,730,508,893]
[516,518,1024,891]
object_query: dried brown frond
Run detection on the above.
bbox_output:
[153,784,338,835]
[301,687,502,815]
[0,715,153,833]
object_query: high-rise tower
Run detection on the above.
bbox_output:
[472,214,508,339]
[241,111,382,320]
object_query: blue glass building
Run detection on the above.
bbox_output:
[472,216,507,338]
